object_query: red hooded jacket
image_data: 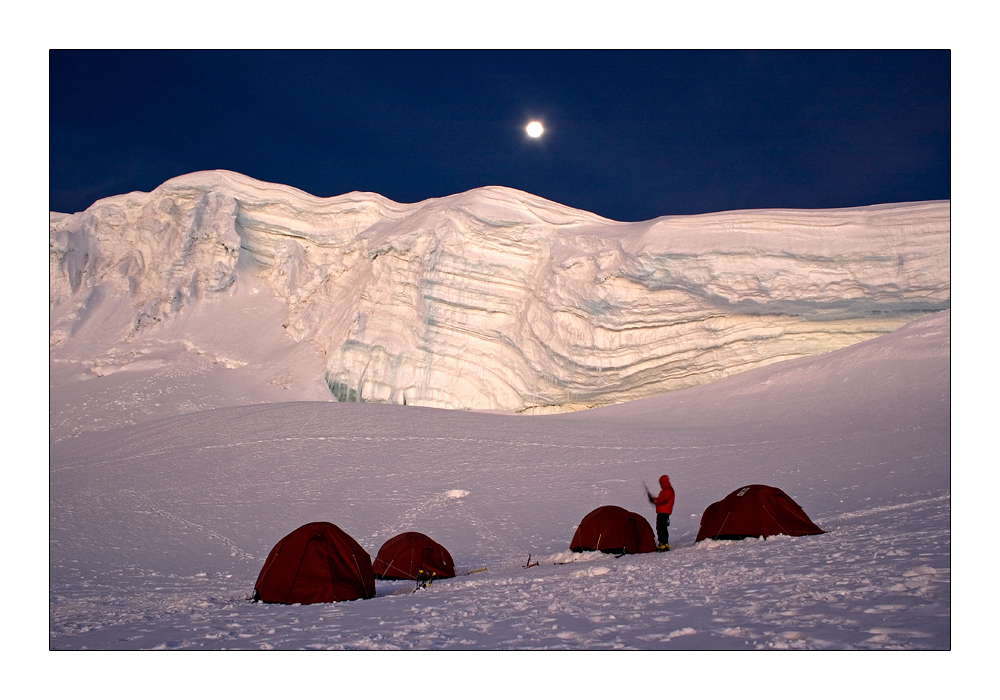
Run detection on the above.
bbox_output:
[653,475,675,514]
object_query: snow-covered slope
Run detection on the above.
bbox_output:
[48,311,950,650]
[49,171,950,414]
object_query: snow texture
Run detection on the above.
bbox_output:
[49,311,950,650]
[48,175,950,652]
[50,170,950,415]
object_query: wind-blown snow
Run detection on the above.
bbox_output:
[49,311,950,650]
[49,170,949,414]
[48,175,950,652]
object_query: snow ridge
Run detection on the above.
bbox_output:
[49,170,950,413]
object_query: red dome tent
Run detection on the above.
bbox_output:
[696,485,825,542]
[570,505,656,555]
[253,522,376,604]
[373,531,456,581]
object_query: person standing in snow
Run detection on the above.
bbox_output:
[649,474,675,551]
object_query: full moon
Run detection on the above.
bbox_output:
[526,121,544,138]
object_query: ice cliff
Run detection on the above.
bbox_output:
[49,170,950,413]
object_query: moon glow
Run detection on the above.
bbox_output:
[526,121,544,138]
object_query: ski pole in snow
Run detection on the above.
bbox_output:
[523,554,539,569]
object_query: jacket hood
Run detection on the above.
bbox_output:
[659,475,671,488]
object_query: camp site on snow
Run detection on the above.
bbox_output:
[251,483,824,605]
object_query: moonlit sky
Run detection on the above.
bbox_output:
[49,50,949,222]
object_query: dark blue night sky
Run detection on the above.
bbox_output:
[49,50,949,222]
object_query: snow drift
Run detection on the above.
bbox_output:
[49,170,950,414]
[47,174,950,650]
[49,310,950,650]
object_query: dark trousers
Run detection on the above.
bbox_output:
[656,513,670,546]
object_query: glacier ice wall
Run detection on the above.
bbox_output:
[49,170,950,413]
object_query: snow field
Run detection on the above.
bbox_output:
[45,173,954,689]
[49,312,949,652]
